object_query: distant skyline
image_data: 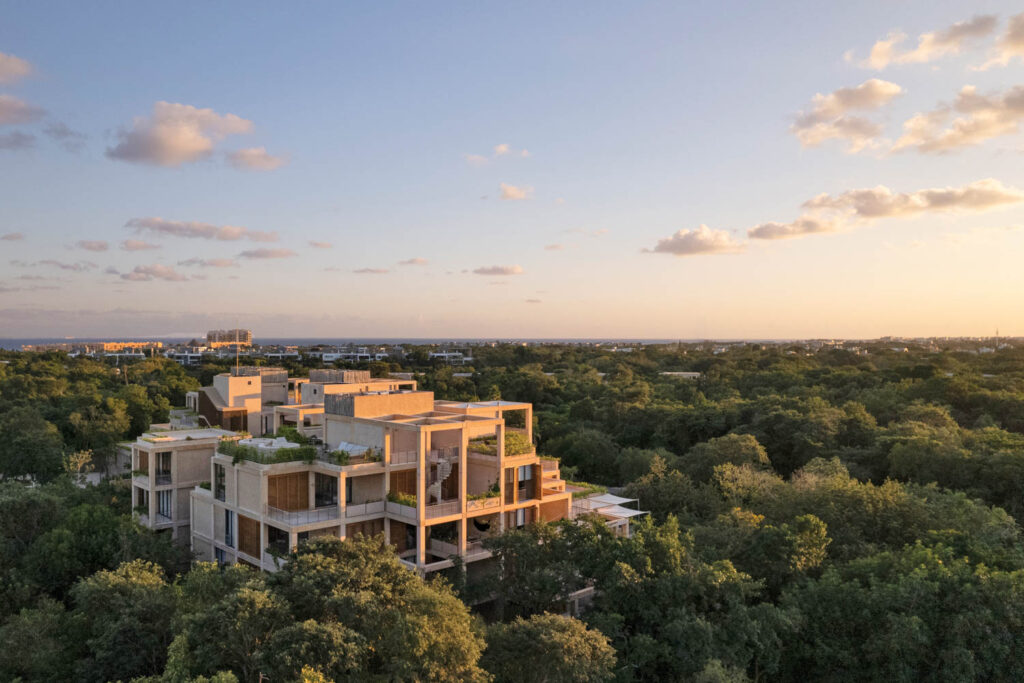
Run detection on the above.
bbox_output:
[3,2,1024,338]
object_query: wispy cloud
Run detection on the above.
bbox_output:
[645,225,744,256]
[27,259,98,272]
[308,241,333,249]
[353,268,389,274]
[0,94,45,126]
[791,79,902,153]
[398,257,428,266]
[749,178,1024,240]
[120,264,188,282]
[1,232,24,241]
[120,239,160,251]
[178,257,238,268]
[544,244,563,251]
[0,132,34,150]
[43,122,87,152]
[848,15,997,69]
[0,51,32,85]
[525,298,542,304]
[237,248,296,259]
[75,240,109,252]
[464,143,529,165]
[227,146,287,171]
[979,12,1024,69]
[893,85,1024,153]
[126,217,277,242]
[499,183,532,200]
[472,265,524,275]
[106,101,253,167]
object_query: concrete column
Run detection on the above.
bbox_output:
[308,470,316,510]
[525,405,534,444]
[417,429,428,566]
[458,518,467,555]
[147,448,156,519]
[384,432,392,466]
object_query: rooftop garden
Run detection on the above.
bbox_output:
[567,481,607,498]
[387,490,417,507]
[468,431,533,457]
[217,440,317,465]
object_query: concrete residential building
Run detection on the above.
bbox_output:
[206,329,252,348]
[189,390,574,577]
[131,427,237,542]
[298,369,416,405]
[197,366,290,435]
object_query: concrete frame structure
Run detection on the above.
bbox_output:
[130,427,237,542]
[189,390,572,575]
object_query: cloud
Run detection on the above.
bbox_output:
[525,298,542,304]
[398,257,428,266]
[544,244,563,251]
[893,85,1024,153]
[76,240,109,252]
[499,183,532,200]
[791,79,902,152]
[106,101,254,167]
[43,122,87,152]
[0,51,32,84]
[849,15,998,69]
[802,178,1024,218]
[36,260,97,272]
[747,178,1024,242]
[1,232,24,241]
[472,265,524,275]
[979,12,1024,69]
[226,146,287,171]
[494,143,529,157]
[465,143,529,165]
[120,264,188,282]
[747,216,839,240]
[353,268,389,274]
[178,257,238,268]
[645,225,745,256]
[120,239,160,251]
[237,248,296,259]
[0,131,34,150]
[308,241,332,249]
[126,216,277,242]
[104,266,120,275]
[0,94,45,126]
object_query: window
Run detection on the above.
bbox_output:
[517,465,533,482]
[315,473,338,508]
[224,509,234,548]
[267,525,289,555]
[214,464,226,501]
[156,452,172,484]
[214,547,226,565]
[157,490,173,519]
[345,477,353,504]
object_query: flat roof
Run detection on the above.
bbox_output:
[434,399,530,409]
[137,427,236,444]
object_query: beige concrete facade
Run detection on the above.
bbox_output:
[190,390,572,574]
[131,427,237,542]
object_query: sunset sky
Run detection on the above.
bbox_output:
[3,2,1024,339]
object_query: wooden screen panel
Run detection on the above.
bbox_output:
[347,518,384,539]
[390,469,416,495]
[238,514,260,558]
[268,472,309,511]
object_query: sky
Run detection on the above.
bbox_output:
[3,1,1024,340]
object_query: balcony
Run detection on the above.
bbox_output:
[425,500,459,519]
[466,496,500,513]
[345,500,386,518]
[265,505,340,526]
[391,450,418,465]
[386,501,417,520]
[155,473,172,486]
[540,458,559,472]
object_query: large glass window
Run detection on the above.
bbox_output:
[267,525,289,555]
[315,473,338,508]
[156,452,172,484]
[224,509,234,547]
[214,464,226,501]
[157,489,173,519]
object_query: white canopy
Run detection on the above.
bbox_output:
[334,440,370,455]
[597,505,649,519]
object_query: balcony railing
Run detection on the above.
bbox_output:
[425,500,460,519]
[345,500,385,518]
[265,505,340,526]
[386,501,417,520]
[466,496,501,513]
[428,538,459,557]
[540,459,559,472]
[155,473,172,486]
[391,450,418,465]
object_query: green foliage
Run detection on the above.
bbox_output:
[482,613,616,683]
[387,490,417,507]
[218,440,317,465]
